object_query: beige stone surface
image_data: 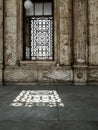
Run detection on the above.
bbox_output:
[0,0,3,83]
[4,17,17,35]
[0,4,3,64]
[5,34,17,65]
[74,68,87,84]
[59,0,72,65]
[73,0,88,65]
[89,0,98,65]
[60,35,71,65]
[89,45,98,65]
[4,0,17,66]
[0,39,3,64]
[89,68,98,82]
[0,14,3,39]
[0,0,3,9]
[5,0,17,17]
[0,69,2,82]
[17,0,23,61]
[59,1,72,18]
[38,69,73,82]
[4,67,38,82]
[60,18,72,35]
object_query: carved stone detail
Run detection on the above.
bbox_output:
[38,69,73,82]
[74,68,87,84]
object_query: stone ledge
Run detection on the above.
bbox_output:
[88,66,98,69]
[4,82,73,86]
[20,61,72,70]
[20,60,56,67]
[73,65,88,68]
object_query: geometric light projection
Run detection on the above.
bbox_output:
[10,90,64,107]
[31,17,53,60]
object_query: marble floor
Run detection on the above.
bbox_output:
[0,85,98,130]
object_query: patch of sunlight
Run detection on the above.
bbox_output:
[10,90,64,107]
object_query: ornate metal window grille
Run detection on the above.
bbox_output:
[24,1,54,61]
[31,17,53,60]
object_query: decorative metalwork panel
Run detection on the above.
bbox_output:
[31,17,53,60]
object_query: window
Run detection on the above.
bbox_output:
[24,0,54,61]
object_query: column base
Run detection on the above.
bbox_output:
[73,65,88,85]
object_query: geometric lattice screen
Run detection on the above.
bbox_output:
[31,17,53,60]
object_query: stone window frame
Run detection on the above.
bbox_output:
[23,1,54,61]
[17,0,60,66]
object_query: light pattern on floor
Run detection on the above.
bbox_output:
[10,90,64,107]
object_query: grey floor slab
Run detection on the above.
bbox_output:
[0,85,98,130]
[0,107,58,121]
[0,121,60,130]
[60,121,98,130]
[56,86,98,121]
[0,86,58,121]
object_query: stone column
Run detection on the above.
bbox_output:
[59,0,72,65]
[73,0,88,84]
[88,0,98,83]
[4,0,17,66]
[0,0,3,84]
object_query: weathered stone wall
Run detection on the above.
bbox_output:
[89,0,98,65]
[0,0,3,83]
[0,0,98,85]
[73,0,88,84]
[4,0,17,66]
[59,0,72,65]
[88,0,98,83]
[3,0,73,84]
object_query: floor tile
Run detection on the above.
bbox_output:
[60,121,98,130]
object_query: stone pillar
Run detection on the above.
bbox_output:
[4,0,17,66]
[73,0,88,84]
[59,0,72,65]
[89,0,98,65]
[88,0,98,83]
[0,0,3,84]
